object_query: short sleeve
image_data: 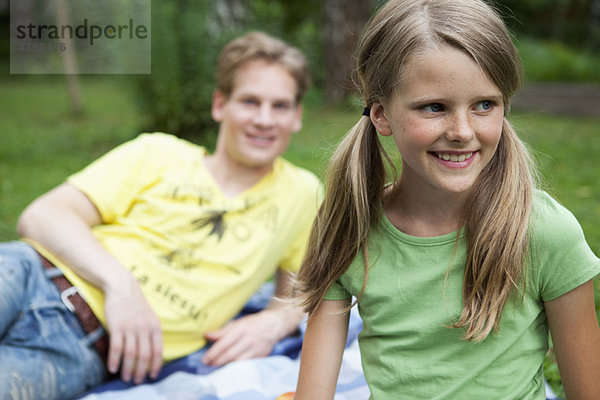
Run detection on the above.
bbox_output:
[323,279,352,300]
[67,133,178,222]
[277,177,324,273]
[278,220,314,273]
[529,191,600,301]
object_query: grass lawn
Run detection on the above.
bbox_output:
[0,76,145,239]
[1,77,598,396]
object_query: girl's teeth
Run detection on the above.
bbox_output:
[436,152,473,162]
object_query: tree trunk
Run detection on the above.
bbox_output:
[55,0,82,114]
[323,0,372,102]
[590,0,600,50]
[212,0,247,33]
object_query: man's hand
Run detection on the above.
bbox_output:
[202,308,297,366]
[202,310,282,366]
[104,275,163,384]
[203,270,305,367]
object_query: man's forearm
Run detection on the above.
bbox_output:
[18,182,164,382]
[267,269,306,339]
[17,183,134,292]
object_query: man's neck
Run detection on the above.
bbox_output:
[203,153,273,199]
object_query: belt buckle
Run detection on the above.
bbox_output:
[60,286,80,313]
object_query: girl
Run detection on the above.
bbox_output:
[294,0,600,399]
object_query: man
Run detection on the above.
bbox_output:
[2,32,321,399]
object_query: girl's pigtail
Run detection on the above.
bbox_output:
[453,118,536,341]
[297,116,388,315]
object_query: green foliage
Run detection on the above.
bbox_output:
[135,0,323,143]
[499,0,598,49]
[245,0,325,87]
[136,1,224,143]
[517,36,600,82]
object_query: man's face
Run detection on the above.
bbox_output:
[211,59,302,174]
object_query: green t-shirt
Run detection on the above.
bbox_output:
[325,190,600,399]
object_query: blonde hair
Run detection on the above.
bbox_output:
[215,31,311,104]
[297,0,536,342]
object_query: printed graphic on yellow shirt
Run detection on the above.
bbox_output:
[192,210,227,240]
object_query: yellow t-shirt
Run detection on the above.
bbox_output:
[29,133,322,361]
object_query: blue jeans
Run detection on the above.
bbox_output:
[0,241,106,400]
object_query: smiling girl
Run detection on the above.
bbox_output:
[294,0,600,399]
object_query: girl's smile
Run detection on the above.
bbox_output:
[432,150,476,167]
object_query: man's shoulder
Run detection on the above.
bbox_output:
[117,133,207,166]
[274,158,322,191]
[132,132,204,152]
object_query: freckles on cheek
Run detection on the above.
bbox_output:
[402,119,433,144]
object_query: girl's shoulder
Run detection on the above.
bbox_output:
[528,189,597,260]
[528,190,600,301]
[529,190,583,242]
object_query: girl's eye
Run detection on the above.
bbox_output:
[423,103,444,112]
[475,100,494,111]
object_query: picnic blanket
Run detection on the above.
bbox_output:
[79,284,561,400]
[80,335,366,400]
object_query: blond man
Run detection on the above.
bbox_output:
[5,32,320,399]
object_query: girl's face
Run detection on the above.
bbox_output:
[371,45,504,199]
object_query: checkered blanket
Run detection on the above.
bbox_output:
[80,306,367,400]
[79,285,560,400]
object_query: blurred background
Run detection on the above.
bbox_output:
[0,1,598,396]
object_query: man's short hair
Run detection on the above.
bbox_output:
[215,32,311,104]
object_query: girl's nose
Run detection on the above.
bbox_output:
[444,111,475,142]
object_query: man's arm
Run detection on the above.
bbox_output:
[202,269,305,366]
[17,183,163,384]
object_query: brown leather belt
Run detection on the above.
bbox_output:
[37,252,109,367]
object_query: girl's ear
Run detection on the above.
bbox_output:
[370,102,393,136]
